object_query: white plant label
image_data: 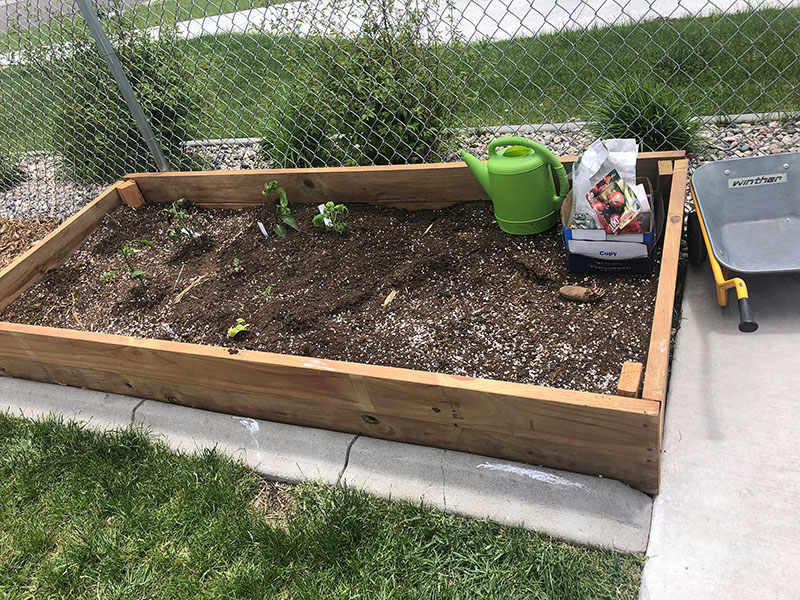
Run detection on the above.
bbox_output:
[317,203,333,227]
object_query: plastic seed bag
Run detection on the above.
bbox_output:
[570,139,637,229]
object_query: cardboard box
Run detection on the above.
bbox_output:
[561,177,660,274]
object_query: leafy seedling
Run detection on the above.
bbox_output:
[229,257,244,274]
[99,270,117,283]
[120,240,154,290]
[283,255,293,270]
[261,283,277,295]
[262,180,298,237]
[227,318,250,339]
[161,198,203,243]
[313,201,349,234]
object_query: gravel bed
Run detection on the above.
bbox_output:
[2,120,798,221]
[0,154,105,222]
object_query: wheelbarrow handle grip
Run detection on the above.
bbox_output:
[737,298,758,333]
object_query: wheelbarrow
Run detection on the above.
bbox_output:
[688,152,798,333]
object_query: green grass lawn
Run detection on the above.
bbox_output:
[0,413,643,599]
[1,6,798,152]
[180,5,799,138]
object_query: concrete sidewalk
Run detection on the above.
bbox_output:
[0,375,652,553]
[640,265,800,599]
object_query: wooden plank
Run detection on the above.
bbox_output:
[117,180,145,208]
[0,183,122,311]
[642,159,688,404]
[0,323,661,493]
[658,160,674,197]
[123,151,685,209]
[617,362,644,398]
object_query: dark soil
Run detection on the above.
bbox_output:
[0,218,58,270]
[1,202,660,393]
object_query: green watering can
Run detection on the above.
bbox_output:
[460,137,569,235]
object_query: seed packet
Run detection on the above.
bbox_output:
[586,170,645,235]
[570,138,638,229]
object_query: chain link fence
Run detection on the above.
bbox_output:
[1,0,799,219]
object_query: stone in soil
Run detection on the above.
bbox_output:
[1,201,661,394]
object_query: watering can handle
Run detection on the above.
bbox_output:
[487,137,569,206]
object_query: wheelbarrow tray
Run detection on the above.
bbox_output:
[691,153,800,274]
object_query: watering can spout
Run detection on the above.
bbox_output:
[459,150,491,197]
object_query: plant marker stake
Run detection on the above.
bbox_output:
[172,263,185,291]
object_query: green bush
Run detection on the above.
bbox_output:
[36,18,201,183]
[0,151,24,192]
[589,79,707,153]
[261,0,471,167]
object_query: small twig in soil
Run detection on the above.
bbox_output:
[70,293,85,330]
[174,275,208,304]
[593,304,614,317]
[383,289,399,308]
[423,223,434,235]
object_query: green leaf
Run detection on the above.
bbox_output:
[312,214,325,227]
[274,223,286,237]
[278,188,288,207]
[282,214,299,231]
[130,268,145,279]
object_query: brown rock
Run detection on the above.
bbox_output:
[559,285,605,303]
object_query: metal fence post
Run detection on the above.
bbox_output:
[74,0,171,173]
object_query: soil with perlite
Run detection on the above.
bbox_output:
[1,202,660,393]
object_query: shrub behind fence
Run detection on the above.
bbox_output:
[0,0,798,215]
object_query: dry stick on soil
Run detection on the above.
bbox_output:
[174,275,208,304]
[383,289,398,307]
[70,292,85,330]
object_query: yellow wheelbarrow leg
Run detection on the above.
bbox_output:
[692,189,759,332]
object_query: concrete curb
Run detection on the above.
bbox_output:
[343,437,652,553]
[132,399,355,485]
[0,376,652,553]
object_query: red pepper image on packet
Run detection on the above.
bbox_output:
[586,169,643,235]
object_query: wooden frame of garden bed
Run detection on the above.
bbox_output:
[0,151,687,494]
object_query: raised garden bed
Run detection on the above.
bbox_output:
[0,152,687,493]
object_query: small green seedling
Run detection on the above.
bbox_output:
[261,283,277,295]
[161,198,203,243]
[229,257,244,274]
[313,201,349,234]
[227,318,250,339]
[120,240,154,290]
[283,255,293,270]
[99,270,117,283]
[262,180,298,237]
